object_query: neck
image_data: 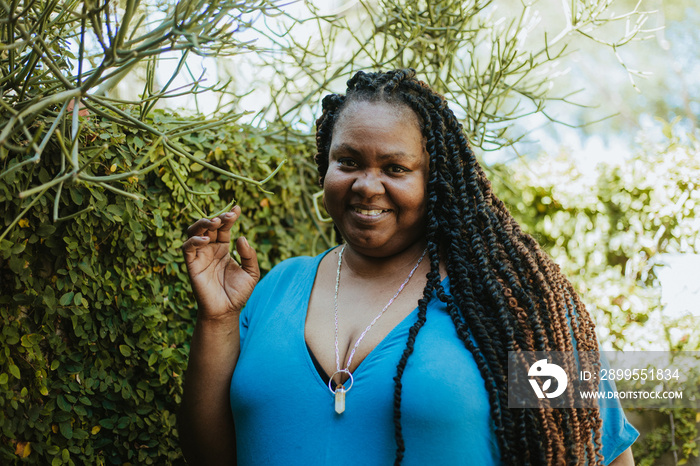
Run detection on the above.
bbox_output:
[340,242,429,280]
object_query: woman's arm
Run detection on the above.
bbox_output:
[178,207,260,465]
[609,447,635,466]
[179,315,241,464]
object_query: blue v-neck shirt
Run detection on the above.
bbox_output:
[230,250,637,465]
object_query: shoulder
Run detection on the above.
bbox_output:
[257,253,326,288]
[246,249,333,306]
[240,250,332,333]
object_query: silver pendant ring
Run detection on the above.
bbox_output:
[328,369,353,394]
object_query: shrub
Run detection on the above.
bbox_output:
[0,109,330,464]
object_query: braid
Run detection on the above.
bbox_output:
[392,294,429,465]
[314,69,605,465]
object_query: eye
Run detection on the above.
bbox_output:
[387,165,409,174]
[337,158,358,168]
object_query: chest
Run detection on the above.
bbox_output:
[303,267,427,381]
[231,289,499,465]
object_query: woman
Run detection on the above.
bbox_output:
[179,69,638,465]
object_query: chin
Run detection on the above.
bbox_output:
[345,239,419,258]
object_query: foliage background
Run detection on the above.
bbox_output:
[0,112,326,464]
[1,0,698,464]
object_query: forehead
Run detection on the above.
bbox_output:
[332,100,423,147]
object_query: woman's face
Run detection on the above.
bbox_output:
[323,100,429,258]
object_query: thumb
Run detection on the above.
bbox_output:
[236,236,260,280]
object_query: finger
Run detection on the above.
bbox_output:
[204,216,222,242]
[187,217,219,238]
[182,235,211,264]
[185,206,241,241]
[214,206,241,245]
[186,217,224,242]
[235,236,260,281]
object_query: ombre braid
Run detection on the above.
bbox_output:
[314,69,604,466]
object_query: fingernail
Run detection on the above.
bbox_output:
[242,237,249,248]
[225,212,235,218]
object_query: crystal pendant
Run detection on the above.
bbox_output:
[334,385,346,414]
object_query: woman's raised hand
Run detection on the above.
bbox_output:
[182,206,260,319]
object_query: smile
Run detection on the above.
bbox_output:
[353,207,389,216]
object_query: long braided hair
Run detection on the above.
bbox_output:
[314,69,604,465]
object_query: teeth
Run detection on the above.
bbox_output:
[354,207,385,216]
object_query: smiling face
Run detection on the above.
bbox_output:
[323,100,429,258]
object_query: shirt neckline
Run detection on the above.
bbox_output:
[299,247,447,396]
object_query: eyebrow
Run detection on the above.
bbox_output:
[330,143,415,161]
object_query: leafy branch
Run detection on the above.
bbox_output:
[1,0,286,238]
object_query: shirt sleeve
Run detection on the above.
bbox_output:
[564,303,639,464]
[239,302,251,343]
[238,254,320,345]
[598,352,639,465]
[238,269,267,344]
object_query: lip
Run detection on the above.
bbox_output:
[348,205,392,222]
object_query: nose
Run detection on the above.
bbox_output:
[351,169,385,198]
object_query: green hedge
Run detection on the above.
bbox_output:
[0,109,331,464]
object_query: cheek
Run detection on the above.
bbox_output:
[321,172,345,210]
[401,179,428,209]
[405,185,429,224]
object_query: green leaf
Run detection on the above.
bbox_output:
[9,364,20,379]
[5,326,19,345]
[69,188,83,204]
[44,286,57,309]
[106,204,124,217]
[21,334,42,347]
[59,292,75,306]
[8,255,24,273]
[77,261,92,275]
[99,418,115,429]
[57,394,71,412]
[74,405,88,416]
[119,345,132,357]
[0,239,12,258]
[147,353,157,366]
[0,373,8,384]
[37,224,57,237]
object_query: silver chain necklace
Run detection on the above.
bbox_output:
[330,244,427,414]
